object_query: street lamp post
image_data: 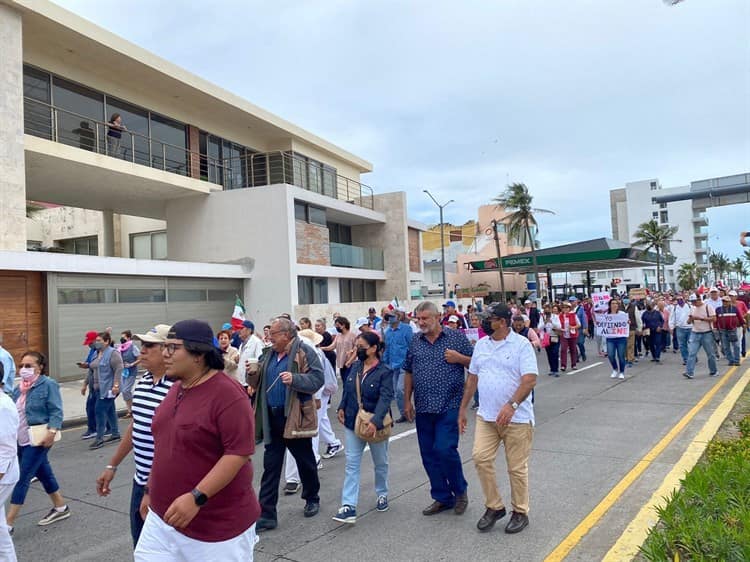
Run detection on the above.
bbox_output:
[424,189,454,299]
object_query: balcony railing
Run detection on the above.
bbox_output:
[24,97,375,210]
[329,242,384,270]
[220,151,374,210]
[24,97,222,179]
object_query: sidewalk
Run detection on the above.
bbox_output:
[58,378,130,429]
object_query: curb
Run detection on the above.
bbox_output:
[602,365,750,560]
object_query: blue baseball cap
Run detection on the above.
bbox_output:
[241,320,255,330]
[568,296,579,302]
[443,300,457,308]
[168,319,214,346]
[221,322,232,330]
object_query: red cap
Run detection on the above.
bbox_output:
[83,331,98,345]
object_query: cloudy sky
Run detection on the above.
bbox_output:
[57,0,750,258]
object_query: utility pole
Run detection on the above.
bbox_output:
[423,190,454,299]
[487,218,507,303]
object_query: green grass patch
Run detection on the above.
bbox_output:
[639,415,750,561]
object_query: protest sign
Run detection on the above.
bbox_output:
[629,288,647,300]
[463,328,481,345]
[594,312,629,338]
[591,291,611,312]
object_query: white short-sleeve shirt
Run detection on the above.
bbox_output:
[0,392,20,486]
[469,331,539,425]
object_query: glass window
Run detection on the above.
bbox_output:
[495,223,506,233]
[23,66,52,140]
[291,153,308,189]
[131,231,167,260]
[660,210,668,223]
[106,97,150,165]
[152,232,167,260]
[364,280,376,301]
[59,236,98,256]
[117,289,166,303]
[168,289,206,302]
[298,277,328,305]
[328,222,352,245]
[308,206,326,226]
[150,113,187,175]
[308,160,323,194]
[58,288,116,305]
[339,278,351,303]
[322,165,336,198]
[207,290,237,302]
[295,202,307,221]
[52,77,105,151]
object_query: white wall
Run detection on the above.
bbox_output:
[166,185,295,325]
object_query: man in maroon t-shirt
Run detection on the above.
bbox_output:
[135,319,259,561]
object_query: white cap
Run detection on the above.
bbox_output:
[688,294,698,301]
[448,315,459,323]
[709,287,719,292]
[524,299,531,304]
[728,290,738,296]
[355,317,369,329]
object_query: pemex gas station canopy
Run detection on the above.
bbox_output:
[467,237,671,274]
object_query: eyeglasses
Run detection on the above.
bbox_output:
[164,343,184,356]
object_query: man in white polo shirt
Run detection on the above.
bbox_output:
[459,303,538,535]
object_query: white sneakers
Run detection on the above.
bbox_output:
[618,373,625,379]
[610,370,618,378]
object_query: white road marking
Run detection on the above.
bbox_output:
[364,427,417,451]
[567,361,604,374]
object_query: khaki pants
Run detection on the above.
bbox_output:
[472,418,533,514]
[626,330,636,362]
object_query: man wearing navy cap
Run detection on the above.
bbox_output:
[442,300,468,329]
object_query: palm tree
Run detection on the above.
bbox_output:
[743,248,750,270]
[632,219,679,292]
[732,258,747,285]
[677,263,699,291]
[492,182,554,301]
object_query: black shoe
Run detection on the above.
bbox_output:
[422,501,452,516]
[477,507,506,531]
[304,501,320,518]
[104,435,121,444]
[256,517,277,532]
[454,493,468,515]
[395,416,408,424]
[505,511,529,534]
[89,439,104,450]
[283,482,301,495]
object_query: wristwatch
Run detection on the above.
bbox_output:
[508,401,519,411]
[191,488,208,507]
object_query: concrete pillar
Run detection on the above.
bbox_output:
[0,5,27,251]
[101,209,115,256]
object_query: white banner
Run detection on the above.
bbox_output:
[594,312,629,338]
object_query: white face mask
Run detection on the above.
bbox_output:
[20,367,37,381]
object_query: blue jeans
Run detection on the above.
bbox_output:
[606,337,627,373]
[686,332,717,376]
[95,397,120,440]
[341,428,388,508]
[676,327,691,364]
[415,409,467,505]
[577,331,587,360]
[393,369,405,415]
[130,480,146,546]
[545,341,560,373]
[719,330,739,364]
[11,445,60,505]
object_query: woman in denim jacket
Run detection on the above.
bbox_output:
[6,351,70,534]
[333,331,393,524]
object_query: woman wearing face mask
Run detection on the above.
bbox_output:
[118,330,140,418]
[89,332,123,450]
[321,317,357,385]
[333,331,393,524]
[315,319,337,371]
[6,351,70,534]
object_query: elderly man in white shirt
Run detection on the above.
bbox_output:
[0,389,19,561]
[459,303,538,536]
[237,320,264,395]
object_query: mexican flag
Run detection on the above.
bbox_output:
[231,297,246,330]
[388,297,400,310]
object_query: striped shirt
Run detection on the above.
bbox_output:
[131,372,173,485]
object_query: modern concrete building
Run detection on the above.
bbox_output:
[0,0,423,379]
[421,204,531,298]
[608,178,695,291]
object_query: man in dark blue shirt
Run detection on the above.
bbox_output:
[404,301,473,516]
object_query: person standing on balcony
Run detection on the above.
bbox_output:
[107,113,126,158]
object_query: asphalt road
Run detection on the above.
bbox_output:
[11,339,742,562]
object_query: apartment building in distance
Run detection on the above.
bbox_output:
[0,0,424,379]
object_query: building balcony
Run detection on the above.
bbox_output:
[24,97,375,211]
[691,214,709,226]
[695,247,708,254]
[329,242,384,270]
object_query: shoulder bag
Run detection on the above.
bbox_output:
[355,367,392,443]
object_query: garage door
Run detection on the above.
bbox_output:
[50,273,242,380]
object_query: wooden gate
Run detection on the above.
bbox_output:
[0,271,46,365]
